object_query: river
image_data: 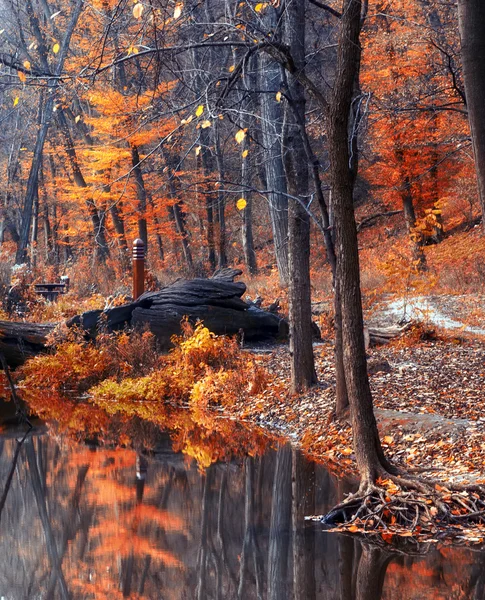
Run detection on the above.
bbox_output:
[0,425,484,599]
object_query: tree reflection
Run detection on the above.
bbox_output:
[0,432,485,598]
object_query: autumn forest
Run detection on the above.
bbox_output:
[2,0,485,596]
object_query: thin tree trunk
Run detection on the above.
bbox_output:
[214,122,228,268]
[283,0,317,392]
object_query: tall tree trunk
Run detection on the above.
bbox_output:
[214,122,228,268]
[283,0,317,392]
[260,8,289,286]
[457,0,485,232]
[328,0,388,486]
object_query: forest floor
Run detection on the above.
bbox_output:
[228,295,485,487]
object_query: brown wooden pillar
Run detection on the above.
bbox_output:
[132,238,145,300]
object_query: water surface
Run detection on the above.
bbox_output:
[1,430,485,599]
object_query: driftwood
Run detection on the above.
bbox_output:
[0,269,288,368]
[368,323,411,346]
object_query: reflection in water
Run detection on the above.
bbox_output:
[1,435,485,598]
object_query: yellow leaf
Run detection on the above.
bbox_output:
[275,91,282,102]
[13,96,19,107]
[52,42,60,54]
[133,3,144,18]
[242,149,249,158]
[201,119,211,128]
[18,71,26,83]
[195,146,201,156]
[23,60,31,70]
[236,198,247,210]
[229,65,235,72]
[255,3,266,12]
[195,105,204,117]
[181,115,193,125]
[383,435,394,445]
[173,3,183,19]
[75,115,81,123]
[235,129,246,144]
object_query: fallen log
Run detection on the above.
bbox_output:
[0,321,56,368]
[368,323,411,346]
[0,272,288,369]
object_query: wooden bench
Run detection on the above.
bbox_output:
[34,283,67,302]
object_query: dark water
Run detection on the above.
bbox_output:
[1,432,485,600]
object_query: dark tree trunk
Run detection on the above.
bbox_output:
[283,0,317,392]
[328,0,388,486]
[457,0,485,232]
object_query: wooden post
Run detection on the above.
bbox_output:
[132,238,145,300]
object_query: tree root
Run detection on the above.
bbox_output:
[319,466,485,539]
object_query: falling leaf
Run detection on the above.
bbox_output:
[75,115,81,123]
[195,146,201,156]
[201,120,211,128]
[236,198,247,210]
[255,3,266,12]
[275,91,282,102]
[50,10,61,19]
[13,97,19,107]
[52,42,60,54]
[181,115,193,125]
[23,60,31,70]
[242,149,249,158]
[195,105,204,117]
[173,3,183,19]
[18,71,26,83]
[229,65,235,73]
[235,129,246,144]
[133,3,144,18]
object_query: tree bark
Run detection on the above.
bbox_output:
[457,0,485,232]
[260,8,289,286]
[283,0,317,392]
[328,0,387,484]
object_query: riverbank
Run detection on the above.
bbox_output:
[229,334,485,486]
